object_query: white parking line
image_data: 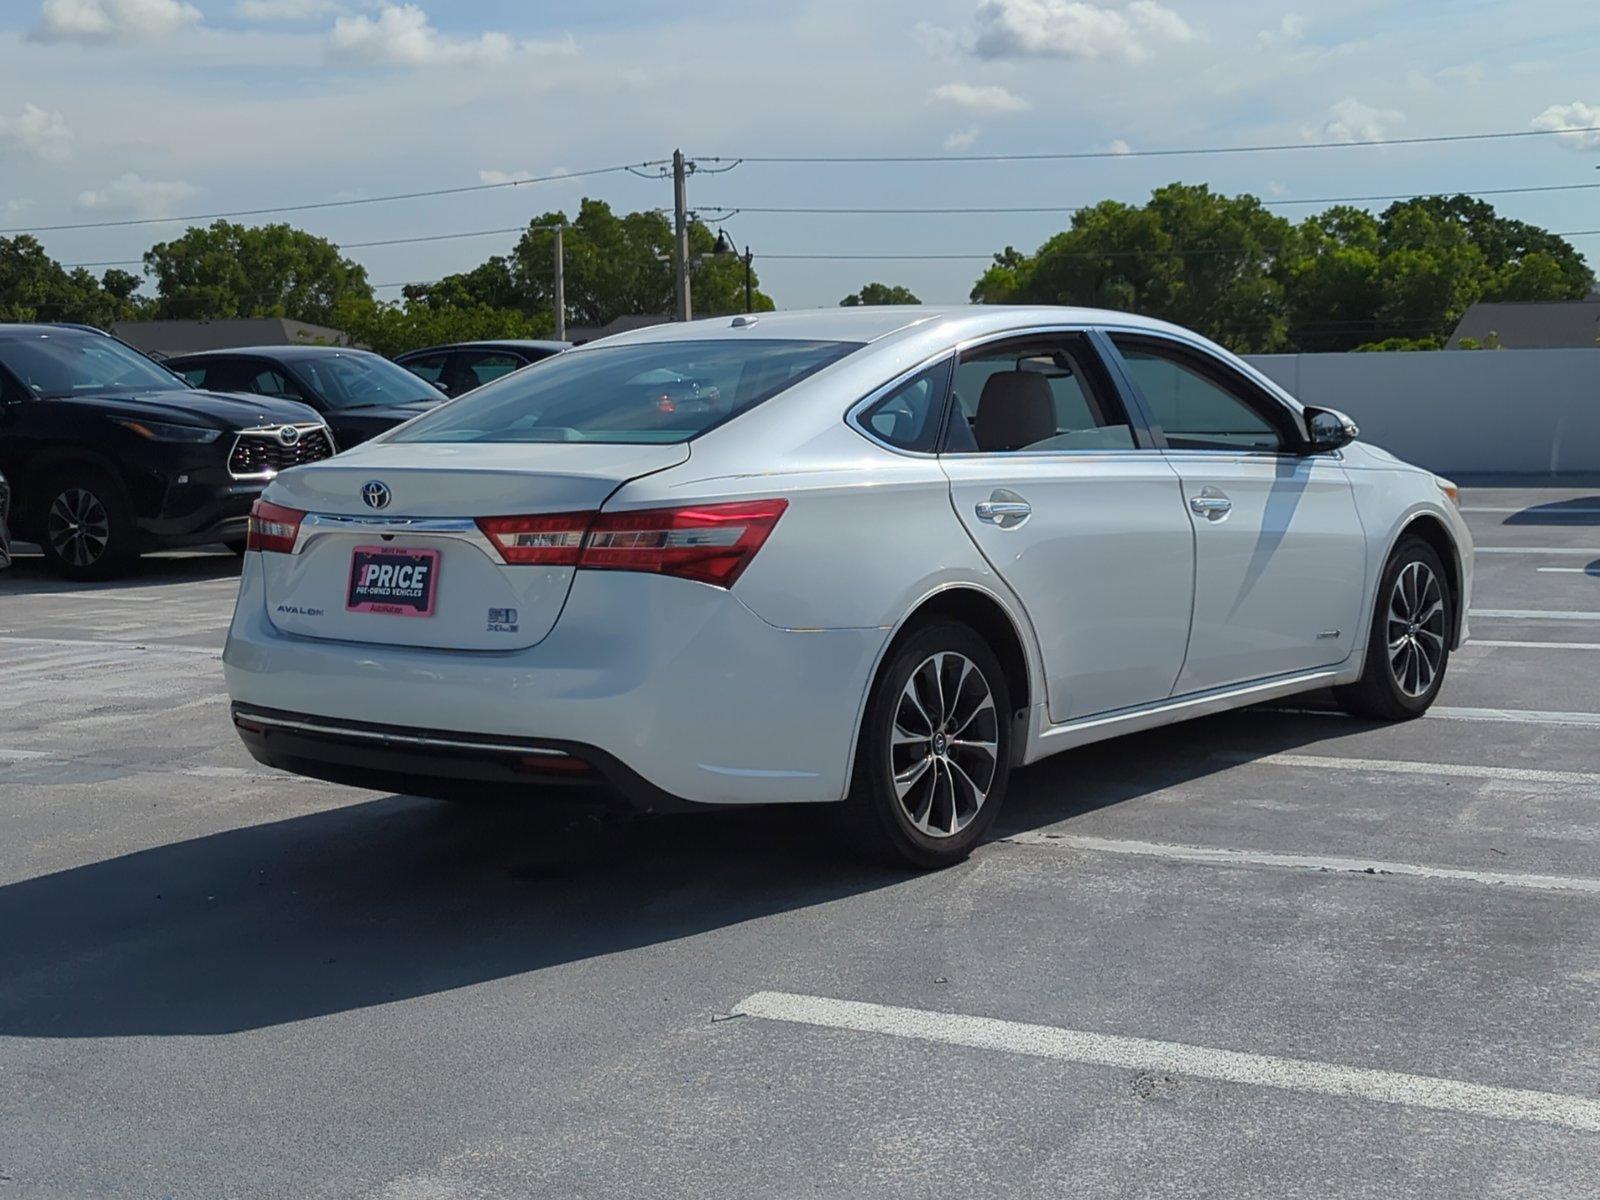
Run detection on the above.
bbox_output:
[732,991,1600,1133]
[1468,639,1600,651]
[1474,547,1600,556]
[1268,705,1600,729]
[0,634,222,657]
[1535,566,1598,574]
[1463,506,1600,516]
[1470,609,1600,622]
[1005,832,1600,895]
[0,748,49,762]
[1211,750,1600,787]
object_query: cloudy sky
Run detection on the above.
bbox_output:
[2,0,1598,308]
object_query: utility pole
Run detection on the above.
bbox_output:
[552,225,566,341]
[743,245,754,314]
[672,148,692,321]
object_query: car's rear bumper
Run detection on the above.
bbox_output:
[232,703,705,812]
[223,559,886,806]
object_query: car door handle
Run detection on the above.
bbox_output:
[1189,495,1233,518]
[975,499,1032,524]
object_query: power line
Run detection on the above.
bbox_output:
[0,161,665,236]
[701,181,1600,217]
[700,124,1600,165]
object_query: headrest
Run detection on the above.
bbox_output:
[973,371,1056,452]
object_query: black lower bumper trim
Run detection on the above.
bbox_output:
[230,703,711,814]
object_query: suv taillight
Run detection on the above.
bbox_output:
[246,499,305,553]
[580,499,788,588]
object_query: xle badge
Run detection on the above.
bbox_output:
[487,607,519,633]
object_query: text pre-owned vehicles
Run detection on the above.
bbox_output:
[0,324,335,579]
[166,346,447,449]
[394,340,570,398]
[224,307,1473,867]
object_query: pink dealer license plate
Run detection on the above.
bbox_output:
[346,545,440,617]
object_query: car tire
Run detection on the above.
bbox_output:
[838,620,1013,869]
[35,468,141,581]
[1334,535,1452,721]
[223,537,248,556]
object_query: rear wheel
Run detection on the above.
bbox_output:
[36,469,140,581]
[838,621,1012,868]
[1335,536,1452,720]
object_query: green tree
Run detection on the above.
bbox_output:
[406,199,773,327]
[331,295,551,358]
[143,220,371,324]
[969,184,1298,352]
[840,282,921,306]
[0,235,149,326]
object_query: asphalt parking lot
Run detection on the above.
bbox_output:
[2,481,1598,1198]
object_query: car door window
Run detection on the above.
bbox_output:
[179,364,210,387]
[244,365,299,400]
[460,352,523,388]
[1110,336,1287,453]
[856,359,952,453]
[946,334,1136,453]
[401,352,448,385]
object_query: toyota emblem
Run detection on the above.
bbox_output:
[277,425,301,447]
[362,480,392,510]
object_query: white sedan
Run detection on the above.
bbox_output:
[225,307,1472,867]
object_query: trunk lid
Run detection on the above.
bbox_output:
[259,442,689,650]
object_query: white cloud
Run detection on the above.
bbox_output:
[944,126,980,151]
[928,82,1031,113]
[1256,13,1304,48]
[1310,97,1404,143]
[76,172,199,217]
[1531,101,1600,151]
[327,4,571,67]
[236,0,341,20]
[0,103,73,161]
[1108,137,1132,154]
[968,0,1196,62]
[478,167,571,185]
[31,0,201,42]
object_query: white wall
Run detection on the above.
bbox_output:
[1245,349,1600,475]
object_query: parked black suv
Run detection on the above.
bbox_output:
[167,345,446,448]
[0,468,12,571]
[0,325,335,580]
[394,339,568,398]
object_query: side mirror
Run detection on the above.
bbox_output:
[1304,406,1359,453]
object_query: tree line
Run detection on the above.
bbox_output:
[1,186,1591,356]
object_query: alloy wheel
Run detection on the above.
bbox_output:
[890,652,1000,838]
[1387,560,1446,698]
[47,487,111,569]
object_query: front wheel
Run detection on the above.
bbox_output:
[837,621,1012,869]
[1335,535,1452,720]
[36,470,140,581]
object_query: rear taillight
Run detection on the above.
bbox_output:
[475,512,593,565]
[246,499,305,553]
[580,499,788,588]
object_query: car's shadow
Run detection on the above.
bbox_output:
[0,703,1371,1039]
[1500,495,1600,526]
[0,549,239,597]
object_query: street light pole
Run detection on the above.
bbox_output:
[552,225,566,341]
[743,245,753,314]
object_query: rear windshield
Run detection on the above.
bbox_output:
[387,338,860,445]
[288,351,443,410]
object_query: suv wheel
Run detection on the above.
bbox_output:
[37,470,139,581]
[838,621,1013,868]
[1335,535,1452,720]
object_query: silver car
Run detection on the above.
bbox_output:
[224,307,1472,868]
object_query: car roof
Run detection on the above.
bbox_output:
[166,345,378,362]
[584,305,1200,349]
[395,339,571,358]
[0,322,112,338]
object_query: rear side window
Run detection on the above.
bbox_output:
[400,352,448,384]
[389,339,860,445]
[857,359,952,453]
[947,334,1137,453]
[461,351,523,387]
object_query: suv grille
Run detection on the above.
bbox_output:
[228,425,336,478]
